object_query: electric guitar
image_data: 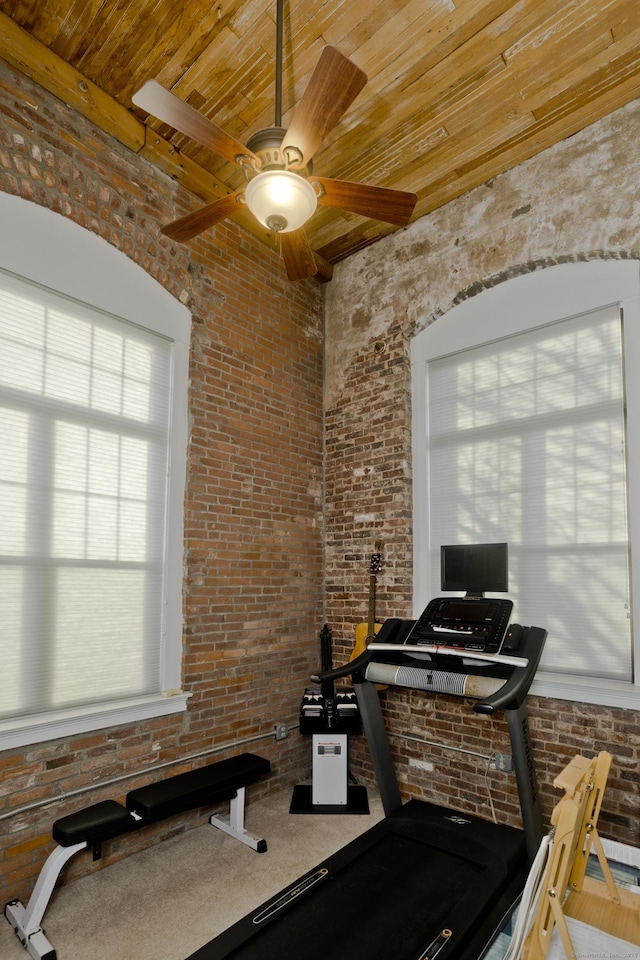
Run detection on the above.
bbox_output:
[350,542,384,663]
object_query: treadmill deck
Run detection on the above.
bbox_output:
[186,799,527,960]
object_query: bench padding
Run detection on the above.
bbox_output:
[125,752,271,821]
[52,799,134,847]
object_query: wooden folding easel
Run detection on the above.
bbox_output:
[523,751,640,960]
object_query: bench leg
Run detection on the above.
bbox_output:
[209,787,267,852]
[5,840,87,960]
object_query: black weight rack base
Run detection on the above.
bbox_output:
[289,783,369,814]
[186,798,528,960]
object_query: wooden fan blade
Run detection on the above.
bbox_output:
[132,80,258,169]
[280,229,317,281]
[161,189,245,243]
[312,177,417,226]
[281,47,367,168]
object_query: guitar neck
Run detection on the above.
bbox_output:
[367,575,377,636]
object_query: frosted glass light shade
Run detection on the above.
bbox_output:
[245,170,317,233]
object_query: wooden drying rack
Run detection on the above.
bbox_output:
[523,751,640,959]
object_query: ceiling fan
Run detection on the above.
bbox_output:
[131,0,417,282]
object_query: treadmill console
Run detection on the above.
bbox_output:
[407,596,514,655]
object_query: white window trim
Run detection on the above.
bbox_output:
[411,260,640,710]
[0,193,191,749]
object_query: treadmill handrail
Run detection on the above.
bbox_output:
[368,642,529,669]
[310,647,373,684]
[311,621,547,717]
[472,625,546,714]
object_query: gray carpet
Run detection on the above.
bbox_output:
[1,787,384,960]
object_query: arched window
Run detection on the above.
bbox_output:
[0,194,191,748]
[411,261,640,708]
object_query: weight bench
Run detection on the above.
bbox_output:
[5,752,270,960]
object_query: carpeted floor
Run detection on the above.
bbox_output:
[1,786,384,960]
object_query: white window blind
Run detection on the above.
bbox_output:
[426,304,631,682]
[0,268,173,720]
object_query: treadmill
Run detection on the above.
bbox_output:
[187,545,547,960]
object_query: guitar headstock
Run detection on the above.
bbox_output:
[370,541,383,575]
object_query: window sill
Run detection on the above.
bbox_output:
[0,692,191,751]
[530,673,640,711]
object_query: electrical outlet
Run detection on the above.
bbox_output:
[494,752,513,772]
[274,723,289,741]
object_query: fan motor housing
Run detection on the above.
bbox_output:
[245,126,310,175]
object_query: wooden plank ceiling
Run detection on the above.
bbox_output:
[1,0,639,280]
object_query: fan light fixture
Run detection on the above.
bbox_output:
[245,170,317,234]
[131,0,417,280]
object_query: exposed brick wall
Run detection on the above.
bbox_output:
[0,61,325,903]
[325,320,413,643]
[324,99,640,849]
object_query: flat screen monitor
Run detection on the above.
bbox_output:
[440,542,508,596]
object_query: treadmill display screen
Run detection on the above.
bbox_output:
[409,595,514,652]
[443,601,492,622]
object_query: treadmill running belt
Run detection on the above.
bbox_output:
[187,802,526,960]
